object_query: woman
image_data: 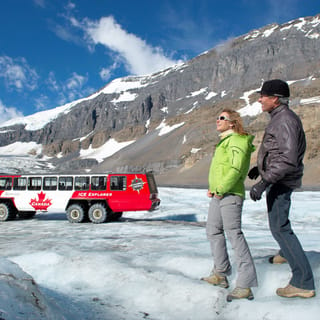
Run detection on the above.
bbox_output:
[202,109,258,302]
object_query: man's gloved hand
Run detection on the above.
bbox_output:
[250,180,269,201]
[248,166,259,180]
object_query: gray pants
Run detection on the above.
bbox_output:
[267,184,314,290]
[206,195,258,288]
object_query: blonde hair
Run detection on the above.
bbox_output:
[222,108,248,135]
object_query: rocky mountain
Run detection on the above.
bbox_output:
[1,14,320,187]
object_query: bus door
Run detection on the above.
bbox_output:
[108,174,151,212]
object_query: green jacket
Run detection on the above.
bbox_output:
[208,133,255,199]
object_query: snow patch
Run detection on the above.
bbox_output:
[300,96,320,105]
[80,138,135,163]
[237,88,262,117]
[262,25,278,37]
[205,92,217,100]
[190,148,201,154]
[156,120,185,136]
[101,77,149,95]
[0,188,319,320]
[111,92,138,104]
[0,141,42,156]
[187,88,208,98]
[221,90,227,98]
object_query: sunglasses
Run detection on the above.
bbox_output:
[217,116,231,121]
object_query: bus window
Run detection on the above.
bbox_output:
[91,176,107,190]
[58,177,73,190]
[13,177,27,190]
[110,176,127,191]
[28,177,42,190]
[0,177,12,190]
[43,177,57,191]
[75,176,90,191]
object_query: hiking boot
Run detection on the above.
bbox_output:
[226,287,254,302]
[276,284,315,298]
[201,273,229,288]
[268,254,287,264]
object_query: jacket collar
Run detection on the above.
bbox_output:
[219,129,234,140]
[269,104,288,117]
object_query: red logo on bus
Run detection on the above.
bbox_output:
[29,191,52,210]
[129,176,145,193]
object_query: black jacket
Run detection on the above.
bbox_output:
[257,104,306,189]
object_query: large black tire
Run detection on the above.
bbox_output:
[0,202,16,221]
[66,204,87,223]
[88,203,108,224]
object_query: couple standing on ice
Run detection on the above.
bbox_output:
[202,79,315,302]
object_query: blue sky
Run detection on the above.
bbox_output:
[0,0,319,123]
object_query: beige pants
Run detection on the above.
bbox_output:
[206,194,258,288]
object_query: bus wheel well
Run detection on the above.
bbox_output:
[107,211,123,222]
[66,200,89,212]
[0,200,17,221]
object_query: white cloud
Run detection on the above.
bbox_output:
[34,94,50,111]
[46,71,60,92]
[65,1,76,11]
[99,67,113,82]
[64,72,90,101]
[45,71,91,106]
[0,100,24,124]
[49,4,84,47]
[99,60,119,82]
[77,16,181,76]
[65,72,87,91]
[51,23,79,43]
[0,56,39,91]
[33,0,46,8]
[54,5,182,77]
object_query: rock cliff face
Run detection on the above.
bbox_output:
[1,14,320,187]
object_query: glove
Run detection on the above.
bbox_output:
[250,180,269,201]
[248,166,259,180]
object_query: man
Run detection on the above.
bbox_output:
[249,79,315,298]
